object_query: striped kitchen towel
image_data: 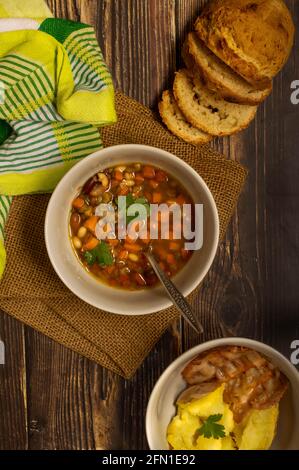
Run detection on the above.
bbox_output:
[0,0,116,277]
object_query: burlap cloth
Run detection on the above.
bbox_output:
[0,92,247,378]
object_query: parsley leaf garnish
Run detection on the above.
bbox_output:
[84,250,97,265]
[84,241,114,267]
[198,414,226,440]
[124,193,135,207]
[118,194,150,225]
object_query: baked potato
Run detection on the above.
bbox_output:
[167,385,279,450]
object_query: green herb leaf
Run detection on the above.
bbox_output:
[84,241,114,267]
[134,197,149,205]
[95,241,114,266]
[116,193,134,209]
[84,250,97,266]
[125,193,135,207]
[118,194,150,225]
[134,197,151,216]
[198,414,226,440]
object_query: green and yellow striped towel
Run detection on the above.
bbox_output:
[0,0,116,277]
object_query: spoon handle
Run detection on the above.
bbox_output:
[146,252,204,335]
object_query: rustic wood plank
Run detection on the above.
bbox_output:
[175,0,205,58]
[0,312,28,449]
[25,333,89,449]
[97,0,177,108]
[119,327,182,450]
[23,330,122,450]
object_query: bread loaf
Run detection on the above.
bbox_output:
[195,0,295,87]
[182,32,272,105]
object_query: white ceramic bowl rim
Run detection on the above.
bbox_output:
[45,144,220,315]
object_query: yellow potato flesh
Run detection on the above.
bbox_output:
[236,406,279,450]
[167,411,201,450]
[167,384,279,451]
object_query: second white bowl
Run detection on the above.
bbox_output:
[146,338,299,450]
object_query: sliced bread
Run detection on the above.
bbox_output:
[183,32,272,105]
[159,90,212,145]
[173,69,257,137]
[195,0,294,88]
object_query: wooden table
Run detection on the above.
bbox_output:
[0,0,298,450]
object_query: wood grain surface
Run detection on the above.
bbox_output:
[0,0,299,450]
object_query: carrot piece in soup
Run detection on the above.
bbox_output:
[135,174,145,183]
[107,239,119,247]
[82,237,99,251]
[125,235,135,244]
[114,170,123,181]
[142,166,156,179]
[152,192,162,203]
[169,242,180,251]
[123,243,143,253]
[72,197,85,209]
[84,215,98,233]
[118,250,129,260]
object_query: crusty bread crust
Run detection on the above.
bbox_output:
[183,32,272,105]
[173,69,257,137]
[195,0,295,87]
[158,90,212,145]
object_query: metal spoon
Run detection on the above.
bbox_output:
[146,250,204,335]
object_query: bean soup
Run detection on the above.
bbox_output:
[70,163,195,290]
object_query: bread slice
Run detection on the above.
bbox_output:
[158,90,212,145]
[195,0,295,88]
[173,69,257,137]
[182,32,271,105]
